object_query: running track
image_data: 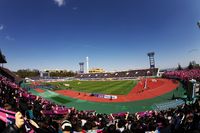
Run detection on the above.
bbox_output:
[38,78,179,103]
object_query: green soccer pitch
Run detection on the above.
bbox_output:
[44,80,138,95]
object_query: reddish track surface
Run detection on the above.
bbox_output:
[35,88,45,93]
[54,78,179,103]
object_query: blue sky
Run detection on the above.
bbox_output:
[0,0,200,72]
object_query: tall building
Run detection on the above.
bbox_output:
[89,68,105,73]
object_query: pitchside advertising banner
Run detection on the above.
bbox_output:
[94,94,118,99]
[104,95,117,99]
[93,94,117,99]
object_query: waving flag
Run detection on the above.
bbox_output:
[0,108,35,133]
[0,108,15,124]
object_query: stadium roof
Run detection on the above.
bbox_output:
[0,50,7,63]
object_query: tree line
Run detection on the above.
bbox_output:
[48,70,76,77]
[14,69,40,78]
[177,61,200,70]
[14,69,76,78]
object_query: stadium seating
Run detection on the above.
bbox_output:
[0,67,22,84]
[76,68,159,79]
[152,99,185,111]
[163,69,200,81]
[0,67,200,133]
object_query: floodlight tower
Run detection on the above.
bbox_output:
[79,62,84,73]
[147,52,155,69]
[86,56,89,73]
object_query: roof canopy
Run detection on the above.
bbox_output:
[0,50,7,63]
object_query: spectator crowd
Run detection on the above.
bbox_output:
[0,75,200,133]
[76,68,158,79]
[163,69,200,82]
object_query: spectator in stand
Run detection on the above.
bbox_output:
[61,120,72,133]
[25,105,35,120]
[3,112,24,133]
[0,75,200,133]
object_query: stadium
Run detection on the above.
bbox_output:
[1,49,200,132]
[0,1,200,133]
[26,67,184,114]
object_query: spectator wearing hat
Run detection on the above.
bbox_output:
[61,120,72,133]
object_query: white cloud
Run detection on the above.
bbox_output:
[72,7,78,11]
[188,48,199,54]
[53,0,65,7]
[0,24,4,31]
[5,35,14,41]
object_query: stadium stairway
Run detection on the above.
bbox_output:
[152,99,185,111]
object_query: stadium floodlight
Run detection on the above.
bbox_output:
[197,21,200,29]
